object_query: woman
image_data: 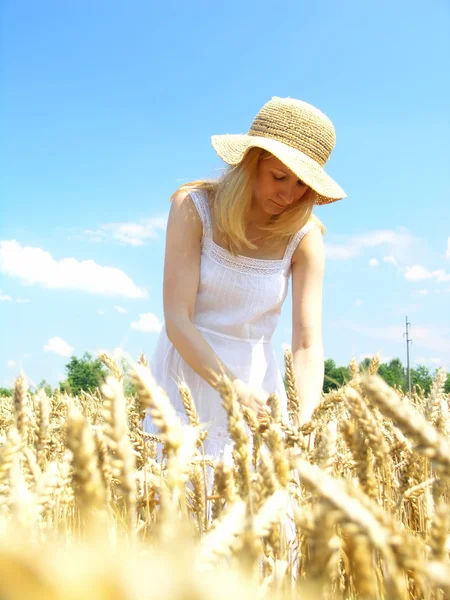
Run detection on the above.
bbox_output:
[143,96,346,465]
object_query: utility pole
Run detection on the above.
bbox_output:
[403,317,412,396]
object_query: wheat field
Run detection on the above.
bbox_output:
[0,352,449,600]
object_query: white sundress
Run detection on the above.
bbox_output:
[143,188,316,465]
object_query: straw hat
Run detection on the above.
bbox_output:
[211,97,346,205]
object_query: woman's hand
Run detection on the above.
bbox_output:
[232,379,271,421]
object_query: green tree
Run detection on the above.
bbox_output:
[378,358,406,391]
[445,373,450,394]
[411,365,433,395]
[358,357,372,372]
[0,387,12,397]
[323,359,351,393]
[36,379,53,396]
[60,352,108,395]
[323,359,337,394]
[320,357,449,396]
[118,357,137,396]
[124,379,137,396]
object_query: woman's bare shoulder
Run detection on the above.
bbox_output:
[168,188,203,239]
[171,188,200,214]
[292,222,324,265]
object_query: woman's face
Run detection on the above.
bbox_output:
[252,154,310,216]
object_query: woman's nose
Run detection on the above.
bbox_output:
[279,187,295,205]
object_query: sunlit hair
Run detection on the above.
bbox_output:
[171,148,326,255]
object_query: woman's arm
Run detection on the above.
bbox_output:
[290,224,326,425]
[163,190,233,387]
[162,190,269,416]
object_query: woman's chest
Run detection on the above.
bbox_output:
[198,249,290,309]
[212,226,290,261]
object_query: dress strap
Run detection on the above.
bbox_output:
[189,189,213,241]
[283,221,316,265]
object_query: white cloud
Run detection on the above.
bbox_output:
[403,264,450,283]
[415,288,429,296]
[0,289,12,301]
[114,305,128,314]
[416,356,442,366]
[378,252,450,285]
[0,291,31,303]
[131,312,162,333]
[44,336,74,357]
[7,360,16,369]
[0,240,147,298]
[94,347,133,367]
[404,265,433,281]
[97,309,106,316]
[337,321,450,356]
[368,259,379,268]
[429,287,450,295]
[325,228,415,261]
[83,230,105,243]
[85,217,167,247]
[355,299,363,306]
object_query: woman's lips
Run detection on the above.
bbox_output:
[271,199,285,208]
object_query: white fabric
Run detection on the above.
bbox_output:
[143,188,316,466]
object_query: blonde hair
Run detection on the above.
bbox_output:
[171,148,326,255]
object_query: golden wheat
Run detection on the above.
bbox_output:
[0,358,448,599]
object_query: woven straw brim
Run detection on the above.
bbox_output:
[211,134,346,205]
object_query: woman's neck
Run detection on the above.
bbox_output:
[246,203,273,227]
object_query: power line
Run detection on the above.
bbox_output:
[403,317,412,396]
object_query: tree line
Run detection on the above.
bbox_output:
[1,352,449,397]
[323,357,450,394]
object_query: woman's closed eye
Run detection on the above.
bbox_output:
[273,174,305,186]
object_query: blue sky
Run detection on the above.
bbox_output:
[1,0,449,390]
